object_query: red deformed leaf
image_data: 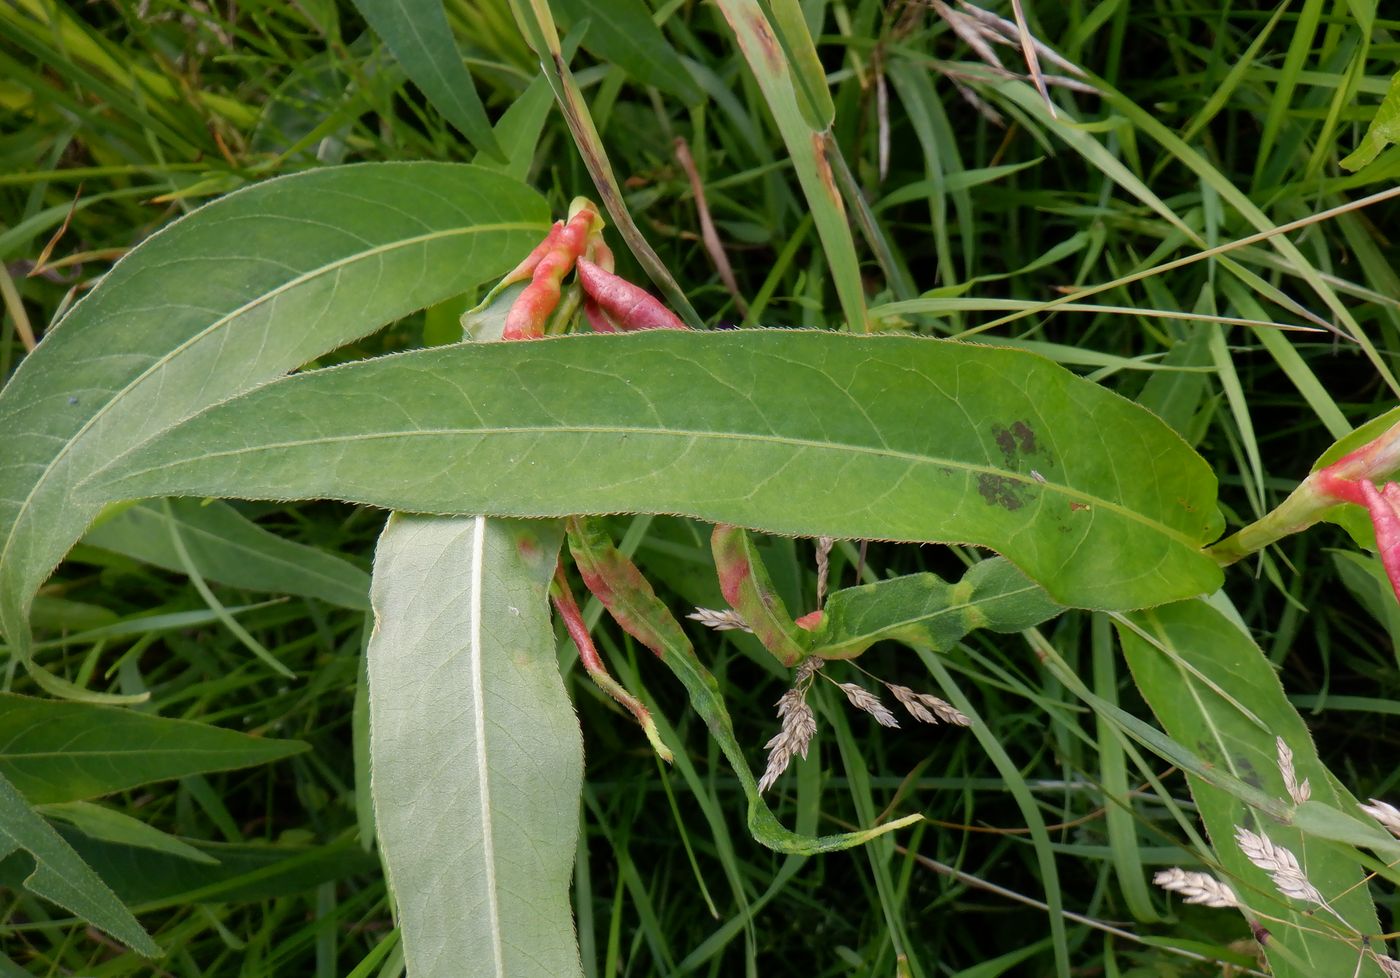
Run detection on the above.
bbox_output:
[711,525,807,667]
[500,220,563,286]
[1359,480,1400,604]
[550,563,672,762]
[575,258,688,332]
[502,205,600,340]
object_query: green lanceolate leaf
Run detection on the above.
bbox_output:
[93,331,1224,612]
[83,499,369,610]
[368,515,584,978]
[0,162,547,693]
[566,517,921,854]
[349,0,505,159]
[0,770,160,957]
[805,558,1063,660]
[0,693,309,805]
[1116,600,1382,978]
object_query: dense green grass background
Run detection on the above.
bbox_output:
[2,0,1399,975]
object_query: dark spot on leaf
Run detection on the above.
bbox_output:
[1011,421,1036,454]
[67,396,79,406]
[993,426,1017,462]
[1235,754,1263,790]
[977,474,1026,510]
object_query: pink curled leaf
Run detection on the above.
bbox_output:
[502,207,600,340]
[1359,479,1400,604]
[582,298,618,333]
[1314,468,1367,506]
[500,220,563,286]
[576,257,688,332]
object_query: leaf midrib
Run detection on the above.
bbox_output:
[0,220,542,579]
[102,426,1201,547]
[467,516,506,976]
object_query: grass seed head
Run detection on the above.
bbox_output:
[1234,827,1325,905]
[1275,737,1311,806]
[758,687,817,793]
[837,682,900,728]
[1360,798,1400,837]
[887,683,972,726]
[686,607,752,632]
[1151,867,1239,908]
[1373,953,1400,978]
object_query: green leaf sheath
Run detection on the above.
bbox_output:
[1116,600,1382,978]
[0,163,548,666]
[805,557,1064,660]
[90,330,1224,612]
[0,770,160,957]
[0,692,309,805]
[566,517,920,855]
[368,515,584,978]
[711,525,807,666]
[349,0,505,159]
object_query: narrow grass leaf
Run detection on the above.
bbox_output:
[712,0,867,329]
[92,331,1224,611]
[349,0,504,159]
[550,0,700,102]
[0,693,309,805]
[367,515,584,978]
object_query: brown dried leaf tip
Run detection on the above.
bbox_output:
[757,658,823,794]
[1152,867,1238,909]
[886,683,972,727]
